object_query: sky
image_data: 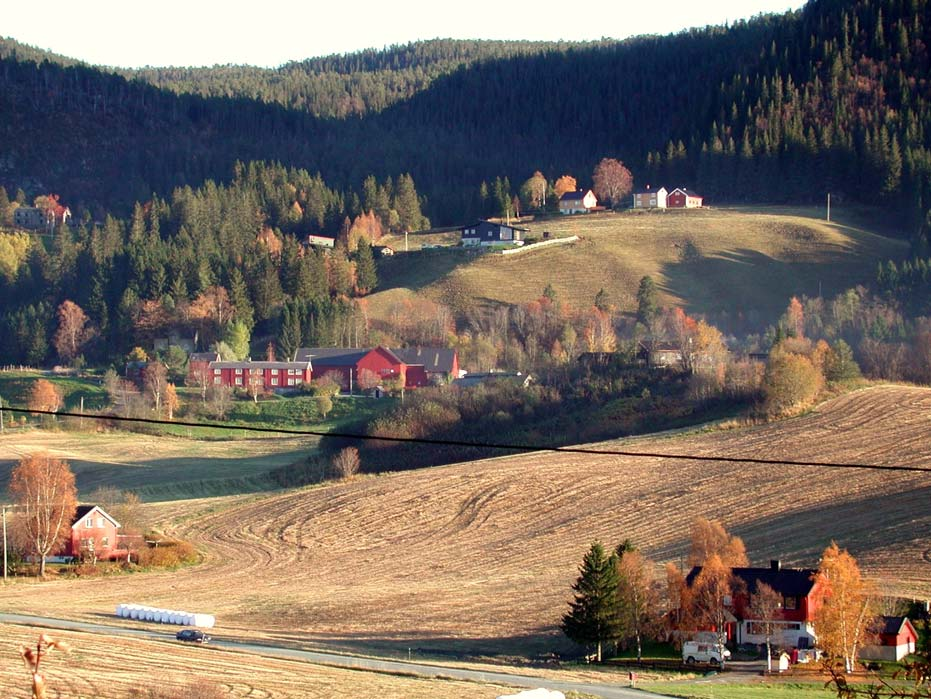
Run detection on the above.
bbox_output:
[3,0,806,69]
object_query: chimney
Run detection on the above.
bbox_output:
[770,560,781,571]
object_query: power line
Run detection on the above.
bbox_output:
[4,405,930,474]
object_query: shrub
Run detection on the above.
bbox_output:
[763,351,824,415]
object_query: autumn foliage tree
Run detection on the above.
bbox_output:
[27,380,63,416]
[687,517,749,568]
[553,174,578,200]
[814,542,877,674]
[9,454,77,577]
[592,157,634,208]
[52,300,92,363]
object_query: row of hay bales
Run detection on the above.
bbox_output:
[116,604,215,628]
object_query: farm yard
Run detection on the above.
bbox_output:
[0,385,929,668]
[373,206,905,328]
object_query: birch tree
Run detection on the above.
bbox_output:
[9,454,77,577]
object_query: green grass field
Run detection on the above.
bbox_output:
[642,681,837,698]
[371,206,906,331]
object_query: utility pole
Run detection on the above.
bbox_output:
[826,192,831,222]
[2,504,13,582]
[404,230,408,252]
[0,393,4,433]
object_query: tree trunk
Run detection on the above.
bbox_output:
[636,631,642,662]
[766,638,772,673]
[38,554,46,578]
[596,641,602,663]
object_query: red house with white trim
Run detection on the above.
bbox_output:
[63,505,122,561]
[686,560,824,650]
[668,188,704,208]
[209,361,312,391]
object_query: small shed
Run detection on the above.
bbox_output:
[860,616,919,661]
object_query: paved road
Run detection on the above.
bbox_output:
[0,613,669,699]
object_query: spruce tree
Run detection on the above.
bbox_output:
[636,276,659,327]
[354,239,377,296]
[561,542,622,662]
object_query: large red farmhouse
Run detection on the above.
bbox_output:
[668,187,704,208]
[209,361,312,391]
[686,560,823,650]
[62,505,122,562]
[295,347,406,391]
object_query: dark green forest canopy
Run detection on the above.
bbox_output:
[0,0,929,236]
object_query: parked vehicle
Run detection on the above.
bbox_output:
[176,629,210,644]
[682,640,730,665]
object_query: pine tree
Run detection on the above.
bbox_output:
[561,542,622,662]
[354,239,377,295]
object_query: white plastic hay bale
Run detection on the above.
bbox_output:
[168,612,179,624]
[128,608,140,620]
[144,610,156,622]
[115,604,125,617]
[157,611,170,623]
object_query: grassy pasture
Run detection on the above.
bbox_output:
[0,430,315,500]
[372,206,906,330]
[1,385,928,662]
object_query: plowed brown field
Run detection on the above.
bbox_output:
[0,624,510,699]
[2,386,930,662]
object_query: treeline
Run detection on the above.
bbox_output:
[1,0,930,239]
[0,161,429,365]
[125,39,566,118]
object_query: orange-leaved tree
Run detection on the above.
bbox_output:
[27,380,63,416]
[813,542,877,674]
[9,454,77,577]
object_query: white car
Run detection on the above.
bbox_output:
[682,641,730,665]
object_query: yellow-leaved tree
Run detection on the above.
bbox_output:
[813,542,876,674]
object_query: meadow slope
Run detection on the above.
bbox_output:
[0,385,929,661]
[375,207,906,328]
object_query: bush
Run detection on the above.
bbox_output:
[762,351,824,415]
[134,538,197,568]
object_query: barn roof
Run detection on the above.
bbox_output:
[392,347,457,373]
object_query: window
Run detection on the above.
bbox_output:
[271,369,278,375]
[85,518,93,528]
[271,378,278,386]
[214,377,221,384]
[784,596,797,610]
[101,537,109,547]
[97,518,104,528]
[235,377,243,386]
[288,379,295,386]
[235,368,243,374]
[214,369,221,375]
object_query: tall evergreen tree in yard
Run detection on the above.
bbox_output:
[278,302,302,362]
[354,239,377,295]
[636,276,659,327]
[562,542,622,662]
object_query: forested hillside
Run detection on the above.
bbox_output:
[1,0,930,248]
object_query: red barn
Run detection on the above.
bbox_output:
[296,347,408,391]
[668,187,704,208]
[64,505,122,562]
[392,347,460,387]
[209,361,312,391]
[861,616,919,661]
